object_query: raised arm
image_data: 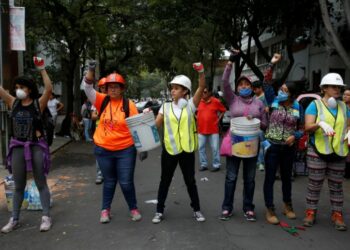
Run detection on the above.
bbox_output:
[83,61,97,104]
[222,51,240,105]
[36,57,53,112]
[263,53,282,105]
[0,87,15,108]
[192,62,206,107]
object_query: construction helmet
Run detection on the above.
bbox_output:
[105,73,126,85]
[97,77,107,87]
[320,73,344,87]
[170,75,191,91]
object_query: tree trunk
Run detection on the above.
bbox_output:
[344,0,350,30]
[319,0,350,71]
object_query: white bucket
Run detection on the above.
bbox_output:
[230,117,260,158]
[126,112,161,152]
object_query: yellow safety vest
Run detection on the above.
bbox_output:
[314,100,349,157]
[163,102,198,155]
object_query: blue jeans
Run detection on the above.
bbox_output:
[83,118,92,141]
[222,156,257,212]
[96,160,102,178]
[198,133,221,168]
[264,143,295,208]
[94,145,137,210]
[257,131,265,165]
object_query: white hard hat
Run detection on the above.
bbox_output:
[170,75,191,91]
[320,73,345,87]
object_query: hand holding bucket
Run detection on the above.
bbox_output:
[126,112,161,152]
[230,117,261,158]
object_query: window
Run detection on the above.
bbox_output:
[271,42,285,54]
[257,48,269,65]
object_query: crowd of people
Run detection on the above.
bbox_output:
[1,51,349,234]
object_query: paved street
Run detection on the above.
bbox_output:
[0,141,349,250]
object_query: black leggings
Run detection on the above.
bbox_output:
[11,146,50,220]
[156,149,200,213]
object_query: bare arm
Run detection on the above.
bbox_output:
[304,114,318,133]
[91,110,99,121]
[0,87,15,108]
[56,101,64,112]
[192,71,206,107]
[38,69,53,112]
[155,113,163,129]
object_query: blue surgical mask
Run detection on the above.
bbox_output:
[238,88,252,97]
[276,90,289,102]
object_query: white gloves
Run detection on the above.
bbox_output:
[142,107,152,114]
[192,62,204,73]
[344,130,350,145]
[318,121,335,136]
[33,56,45,70]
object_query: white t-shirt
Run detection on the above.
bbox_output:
[159,98,196,119]
[47,99,60,116]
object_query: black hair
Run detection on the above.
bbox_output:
[252,80,263,88]
[13,76,39,99]
[285,81,299,101]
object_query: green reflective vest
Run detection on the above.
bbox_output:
[314,100,349,157]
[163,102,198,155]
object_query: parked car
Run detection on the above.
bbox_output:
[135,100,162,115]
[221,111,231,133]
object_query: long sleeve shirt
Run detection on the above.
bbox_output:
[222,64,267,129]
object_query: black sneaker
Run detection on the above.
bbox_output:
[244,211,257,222]
[220,210,233,221]
[199,167,208,171]
[211,167,220,172]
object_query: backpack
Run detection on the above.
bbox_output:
[82,101,92,119]
[99,96,130,118]
[11,99,55,146]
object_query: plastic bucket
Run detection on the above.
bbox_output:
[230,117,260,158]
[126,112,161,152]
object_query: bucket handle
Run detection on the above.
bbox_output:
[130,120,154,127]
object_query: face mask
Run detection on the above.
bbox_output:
[177,98,188,109]
[16,89,27,100]
[327,97,337,109]
[238,88,252,97]
[276,90,289,102]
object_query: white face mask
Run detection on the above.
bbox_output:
[16,89,27,100]
[177,98,188,109]
[327,97,337,109]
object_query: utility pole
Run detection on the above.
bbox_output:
[0,1,20,166]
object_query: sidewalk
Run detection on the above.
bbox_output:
[0,136,72,185]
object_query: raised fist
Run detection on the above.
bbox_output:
[88,60,97,71]
[229,49,240,63]
[33,56,45,70]
[193,62,204,73]
[271,53,282,64]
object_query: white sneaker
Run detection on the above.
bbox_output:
[258,163,265,171]
[1,218,20,233]
[152,213,163,224]
[194,211,206,222]
[100,209,111,224]
[40,216,52,232]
